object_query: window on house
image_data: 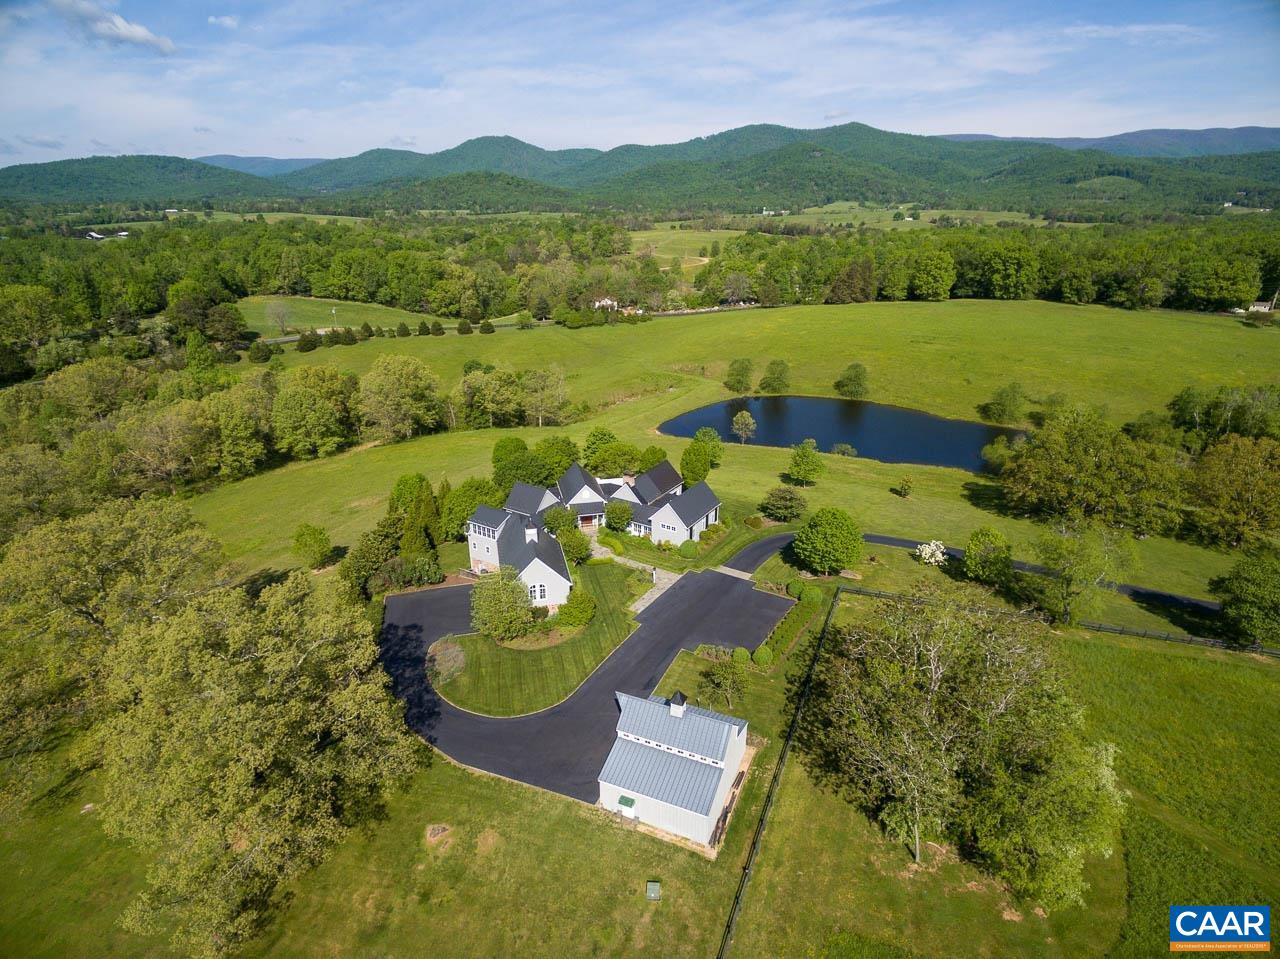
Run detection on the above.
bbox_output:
[528,585,538,600]
[538,583,547,600]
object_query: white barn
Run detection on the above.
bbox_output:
[598,691,748,846]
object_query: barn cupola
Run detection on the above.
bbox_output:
[669,691,687,718]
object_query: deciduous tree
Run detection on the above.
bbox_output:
[792,507,861,573]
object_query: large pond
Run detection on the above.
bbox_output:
[659,396,1022,472]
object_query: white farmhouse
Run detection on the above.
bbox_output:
[465,504,572,611]
[598,692,748,846]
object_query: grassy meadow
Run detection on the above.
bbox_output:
[629,227,744,274]
[748,202,1056,229]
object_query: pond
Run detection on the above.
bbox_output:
[658,396,1022,472]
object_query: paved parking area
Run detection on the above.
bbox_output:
[379,567,793,802]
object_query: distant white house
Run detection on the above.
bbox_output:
[592,297,619,311]
[84,231,105,240]
[598,691,749,846]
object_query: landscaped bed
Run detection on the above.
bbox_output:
[433,561,648,716]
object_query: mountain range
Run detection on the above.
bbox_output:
[2,122,1278,218]
[940,126,1280,158]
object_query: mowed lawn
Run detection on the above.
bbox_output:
[436,561,648,716]
[238,294,444,337]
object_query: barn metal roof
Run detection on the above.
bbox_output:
[597,737,725,816]
[615,692,744,763]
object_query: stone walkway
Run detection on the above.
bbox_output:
[588,539,682,614]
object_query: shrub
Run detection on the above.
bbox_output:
[914,540,948,566]
[479,319,496,334]
[295,330,320,352]
[558,527,591,565]
[980,382,1027,424]
[596,531,624,555]
[1212,551,1280,648]
[678,540,699,558]
[291,523,332,569]
[247,340,273,363]
[430,320,445,336]
[752,645,774,668]
[834,362,869,399]
[893,476,914,498]
[800,585,823,605]
[457,318,473,335]
[337,515,401,599]
[760,485,807,521]
[542,506,576,535]
[965,526,1014,585]
[605,500,632,532]
[515,311,535,330]
[786,579,805,598]
[831,442,856,457]
[731,646,752,664]
[555,587,597,628]
[744,514,764,529]
[368,552,443,593]
[793,507,863,574]
[396,322,412,337]
[418,320,430,335]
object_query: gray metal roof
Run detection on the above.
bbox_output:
[634,460,682,504]
[570,500,606,516]
[666,481,720,527]
[597,738,724,816]
[468,504,510,529]
[615,692,744,762]
[504,482,551,517]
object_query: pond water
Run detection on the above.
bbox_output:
[658,396,1022,472]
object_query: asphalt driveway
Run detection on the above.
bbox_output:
[380,567,794,803]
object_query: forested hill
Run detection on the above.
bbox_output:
[308,171,578,214]
[0,155,279,203]
[275,137,603,192]
[942,126,1280,158]
[3,120,1280,219]
[196,155,328,177]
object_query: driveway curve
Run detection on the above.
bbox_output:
[380,566,793,803]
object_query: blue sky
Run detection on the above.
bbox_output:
[1,0,1278,165]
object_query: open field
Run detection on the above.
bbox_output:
[238,294,443,337]
[88,210,368,231]
[629,227,745,273]
[262,297,1280,424]
[741,202,1058,229]
[436,561,647,715]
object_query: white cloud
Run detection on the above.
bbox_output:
[47,0,175,54]
[1063,22,1203,43]
[193,125,214,134]
[208,15,239,30]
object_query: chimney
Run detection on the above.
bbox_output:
[669,691,687,718]
[525,523,538,543]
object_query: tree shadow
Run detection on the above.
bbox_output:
[238,567,292,601]
[961,480,1019,518]
[1125,590,1227,639]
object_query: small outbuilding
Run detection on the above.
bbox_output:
[598,691,748,846]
